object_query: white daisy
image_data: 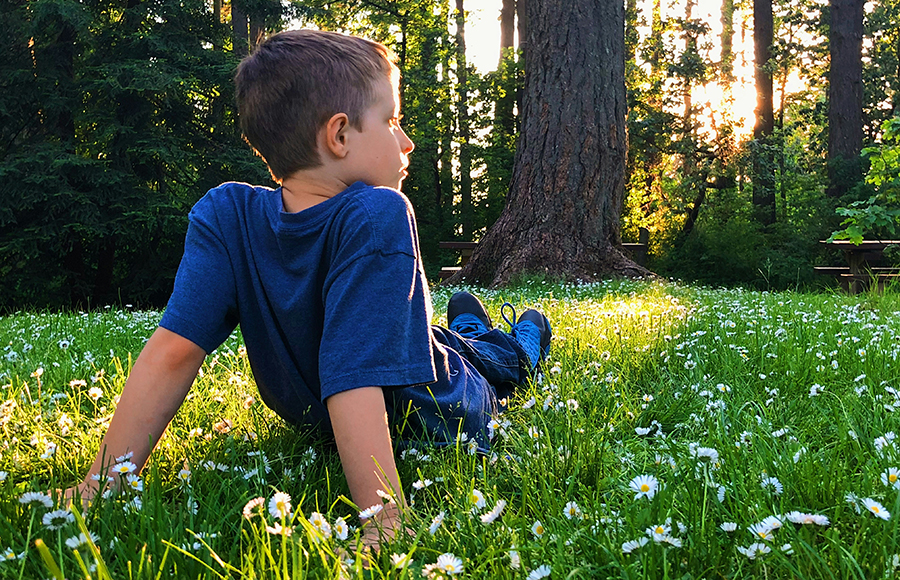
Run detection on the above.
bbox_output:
[333,517,349,540]
[428,511,445,535]
[265,523,293,536]
[562,501,582,519]
[110,461,137,476]
[268,491,292,519]
[622,537,649,553]
[784,511,830,526]
[242,497,265,519]
[863,498,891,520]
[737,542,771,559]
[42,509,74,530]
[18,492,53,509]
[527,564,552,580]
[391,552,413,568]
[125,474,143,493]
[883,468,900,490]
[748,522,776,541]
[434,552,463,575]
[662,535,683,547]
[468,489,486,510]
[508,548,521,569]
[64,531,99,550]
[629,474,659,500]
[480,499,506,524]
[720,522,738,532]
[760,476,783,495]
[308,512,332,538]
[358,504,383,520]
[531,520,545,538]
[1,548,23,561]
[646,523,671,541]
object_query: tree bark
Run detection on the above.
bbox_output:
[213,0,222,51]
[720,0,734,82]
[454,0,473,238]
[449,0,647,287]
[752,0,776,225]
[826,0,864,198]
[516,0,527,125]
[496,0,516,135]
[232,0,248,59]
[249,16,264,50]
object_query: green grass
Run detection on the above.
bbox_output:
[2,280,900,578]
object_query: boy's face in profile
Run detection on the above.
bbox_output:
[342,77,415,191]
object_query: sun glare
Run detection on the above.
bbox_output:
[465,0,811,142]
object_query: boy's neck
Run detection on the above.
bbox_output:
[280,172,352,214]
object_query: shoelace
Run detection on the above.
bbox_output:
[500,302,517,330]
[453,318,485,336]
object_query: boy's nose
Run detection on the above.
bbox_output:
[399,128,414,154]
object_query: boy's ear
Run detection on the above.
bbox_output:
[323,113,351,159]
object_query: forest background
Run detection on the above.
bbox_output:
[0,0,898,309]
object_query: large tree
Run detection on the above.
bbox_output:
[450,0,647,286]
[826,0,865,198]
[752,0,776,225]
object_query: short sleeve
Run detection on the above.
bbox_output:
[318,224,436,400]
[159,202,239,354]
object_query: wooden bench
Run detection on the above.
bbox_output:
[438,229,649,281]
[814,266,900,293]
[819,240,900,294]
[438,241,478,281]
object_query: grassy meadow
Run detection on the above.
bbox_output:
[2,279,900,579]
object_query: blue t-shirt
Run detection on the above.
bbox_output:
[160,181,495,445]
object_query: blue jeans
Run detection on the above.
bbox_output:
[429,325,530,403]
[386,325,530,451]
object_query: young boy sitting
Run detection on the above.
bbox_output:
[68,29,551,547]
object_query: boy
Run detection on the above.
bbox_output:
[68,29,551,547]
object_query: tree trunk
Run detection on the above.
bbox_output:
[826,0,864,198]
[232,0,248,59]
[496,0,516,135]
[516,0,528,126]
[752,0,776,225]
[454,0,473,238]
[449,0,647,287]
[720,0,734,82]
[213,0,222,51]
[500,0,515,54]
[249,16,264,50]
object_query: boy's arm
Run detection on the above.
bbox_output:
[326,386,406,547]
[69,327,206,500]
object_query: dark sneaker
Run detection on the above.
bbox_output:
[518,309,552,361]
[502,304,551,370]
[448,292,493,338]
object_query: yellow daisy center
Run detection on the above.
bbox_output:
[873,506,881,513]
[655,526,664,534]
[890,474,897,483]
[536,525,544,534]
[641,484,650,492]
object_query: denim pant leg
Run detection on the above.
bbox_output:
[430,325,530,401]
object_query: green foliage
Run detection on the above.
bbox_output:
[830,117,900,244]
[0,0,271,310]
